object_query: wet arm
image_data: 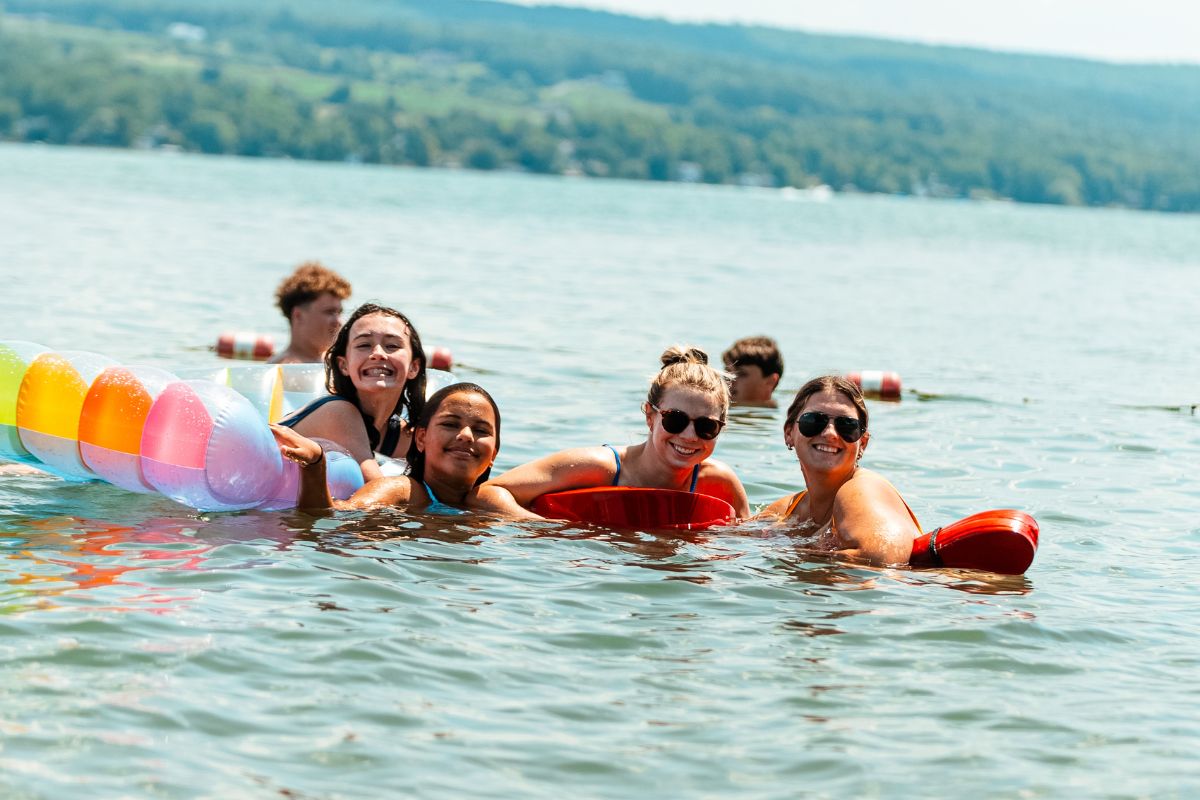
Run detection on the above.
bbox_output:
[483,447,614,508]
[830,476,919,566]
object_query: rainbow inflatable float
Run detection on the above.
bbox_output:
[0,341,366,511]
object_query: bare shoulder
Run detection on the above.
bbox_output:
[696,457,750,518]
[835,469,908,514]
[831,469,919,564]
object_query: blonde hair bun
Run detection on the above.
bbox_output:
[659,345,709,369]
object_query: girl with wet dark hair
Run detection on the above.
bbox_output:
[276,303,427,481]
[273,382,499,513]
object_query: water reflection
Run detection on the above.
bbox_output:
[0,515,209,612]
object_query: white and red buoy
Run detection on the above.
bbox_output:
[846,370,902,401]
[215,332,453,370]
[216,332,275,361]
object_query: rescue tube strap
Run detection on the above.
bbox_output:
[927,527,944,567]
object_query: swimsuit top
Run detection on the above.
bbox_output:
[280,394,403,456]
[782,486,922,533]
[605,444,699,493]
[422,481,469,516]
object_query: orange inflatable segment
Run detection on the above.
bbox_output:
[909,509,1039,575]
[79,367,174,455]
[17,352,118,440]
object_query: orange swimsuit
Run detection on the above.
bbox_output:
[782,487,922,534]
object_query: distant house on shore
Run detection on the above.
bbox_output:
[167,23,207,43]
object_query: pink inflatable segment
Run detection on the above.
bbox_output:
[16,350,119,481]
[79,366,177,494]
[0,341,50,462]
[141,380,282,511]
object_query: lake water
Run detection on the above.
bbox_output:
[1,142,1198,798]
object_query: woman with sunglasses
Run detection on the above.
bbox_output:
[476,346,751,519]
[757,375,920,565]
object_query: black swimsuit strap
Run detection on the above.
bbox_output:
[378,414,403,456]
[280,394,401,455]
[278,394,351,429]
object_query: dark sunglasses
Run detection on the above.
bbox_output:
[795,411,864,443]
[651,404,726,440]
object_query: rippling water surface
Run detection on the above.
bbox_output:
[1,143,1198,798]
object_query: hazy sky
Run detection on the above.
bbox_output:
[506,0,1200,64]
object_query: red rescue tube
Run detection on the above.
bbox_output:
[909,509,1039,575]
[216,332,275,361]
[532,487,735,531]
[846,370,902,401]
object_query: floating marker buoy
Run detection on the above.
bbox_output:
[846,370,902,401]
[428,346,453,371]
[216,332,275,361]
[214,332,453,370]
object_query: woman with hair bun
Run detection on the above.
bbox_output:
[476,346,750,519]
[755,375,920,565]
[276,302,426,482]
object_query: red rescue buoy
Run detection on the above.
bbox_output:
[216,332,275,361]
[532,487,735,531]
[909,509,1039,575]
[846,370,902,401]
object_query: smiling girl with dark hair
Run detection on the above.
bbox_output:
[273,382,500,513]
[276,303,426,481]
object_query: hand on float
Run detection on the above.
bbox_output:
[270,424,324,468]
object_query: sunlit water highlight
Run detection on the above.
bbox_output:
[1,143,1198,797]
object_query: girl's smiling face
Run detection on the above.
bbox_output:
[414,391,498,486]
[336,312,420,394]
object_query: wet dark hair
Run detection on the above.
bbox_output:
[722,335,784,378]
[784,375,869,436]
[406,383,501,487]
[325,303,426,434]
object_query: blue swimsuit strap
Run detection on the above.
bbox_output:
[422,480,467,515]
[605,444,699,493]
[605,444,622,486]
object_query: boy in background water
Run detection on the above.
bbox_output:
[722,336,784,406]
[269,261,352,364]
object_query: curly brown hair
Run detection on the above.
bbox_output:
[275,261,352,319]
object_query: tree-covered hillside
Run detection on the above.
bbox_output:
[2,0,1198,211]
